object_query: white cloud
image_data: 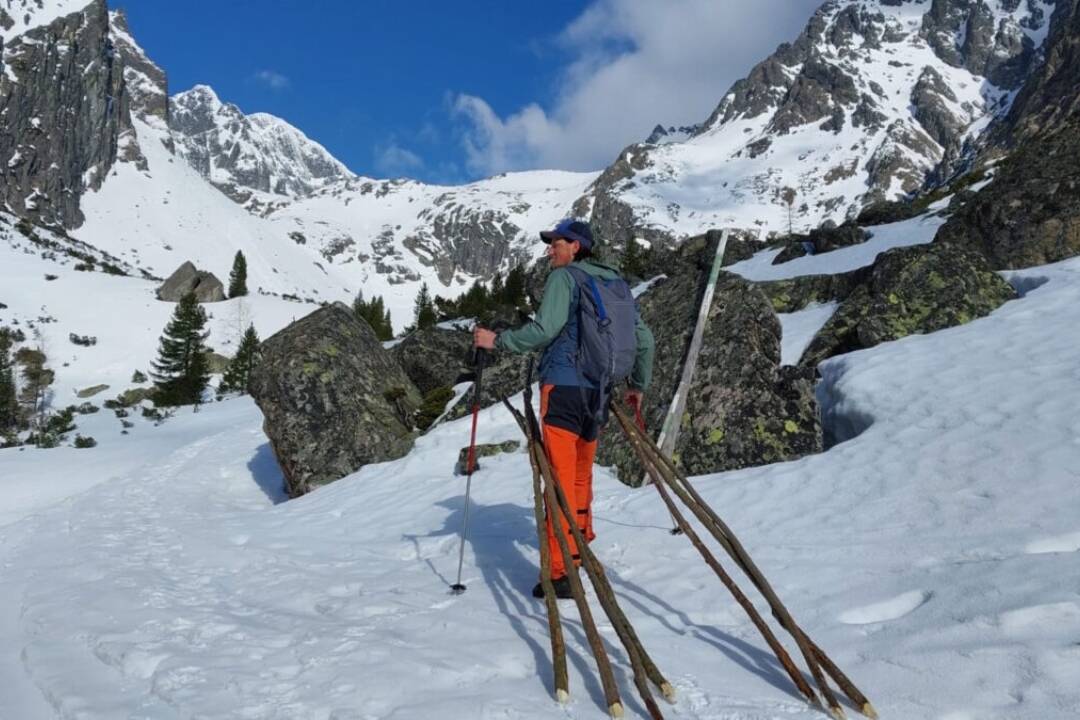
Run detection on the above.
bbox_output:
[452,0,821,177]
[374,141,425,177]
[253,70,291,90]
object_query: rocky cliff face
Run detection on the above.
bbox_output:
[168,85,351,204]
[580,0,1055,251]
[936,0,1080,268]
[0,0,131,228]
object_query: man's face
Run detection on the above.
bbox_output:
[547,237,579,268]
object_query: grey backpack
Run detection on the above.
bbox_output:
[566,266,638,394]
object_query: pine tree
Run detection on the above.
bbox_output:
[622,238,644,278]
[152,292,211,406]
[503,265,526,307]
[16,333,53,432]
[228,250,248,298]
[414,282,437,330]
[0,330,19,432]
[352,290,394,341]
[382,308,393,339]
[220,324,261,394]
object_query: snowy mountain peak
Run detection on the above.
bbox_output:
[168,85,354,204]
[584,0,1058,247]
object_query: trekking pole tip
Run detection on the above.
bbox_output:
[660,682,676,702]
[556,688,570,704]
[669,527,683,536]
[861,703,878,719]
[608,702,624,718]
[449,583,467,595]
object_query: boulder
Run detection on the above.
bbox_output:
[454,440,521,475]
[798,243,1016,367]
[772,225,870,265]
[597,233,822,484]
[157,261,226,303]
[76,384,109,398]
[855,200,918,226]
[442,350,532,422]
[249,304,422,497]
[390,326,473,396]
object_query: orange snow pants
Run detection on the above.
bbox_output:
[540,384,599,579]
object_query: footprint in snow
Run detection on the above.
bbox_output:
[838,590,931,625]
[1024,530,1080,555]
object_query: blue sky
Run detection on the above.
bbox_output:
[117,1,821,185]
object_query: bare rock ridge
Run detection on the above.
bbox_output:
[0,0,131,227]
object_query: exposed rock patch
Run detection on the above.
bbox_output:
[798,243,1016,367]
[597,233,822,483]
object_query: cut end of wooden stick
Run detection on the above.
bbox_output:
[660,682,676,702]
[609,702,625,718]
[861,702,878,719]
[828,705,847,720]
[556,688,570,704]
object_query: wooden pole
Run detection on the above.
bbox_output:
[613,403,861,720]
[506,397,624,717]
[611,403,818,704]
[525,428,569,702]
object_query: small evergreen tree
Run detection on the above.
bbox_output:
[414,282,437,330]
[152,292,211,406]
[228,250,248,298]
[383,307,393,339]
[503,265,527,307]
[220,324,261,394]
[621,238,645,277]
[16,337,53,432]
[0,330,18,433]
[353,291,394,341]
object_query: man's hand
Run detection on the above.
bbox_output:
[624,388,643,408]
[473,326,497,350]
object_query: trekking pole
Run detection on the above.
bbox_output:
[450,347,487,595]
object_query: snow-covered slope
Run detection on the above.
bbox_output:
[585,0,1057,242]
[3,206,1079,718]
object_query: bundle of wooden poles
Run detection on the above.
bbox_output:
[504,386,877,720]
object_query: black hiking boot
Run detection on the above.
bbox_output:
[532,576,573,599]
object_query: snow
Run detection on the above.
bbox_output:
[778,302,839,366]
[0,0,92,40]
[725,212,946,282]
[4,197,1080,718]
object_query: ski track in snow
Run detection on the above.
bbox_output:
[3,235,1080,716]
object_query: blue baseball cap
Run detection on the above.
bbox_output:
[540,218,594,251]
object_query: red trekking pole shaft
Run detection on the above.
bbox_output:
[451,348,487,594]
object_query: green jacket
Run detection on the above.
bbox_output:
[496,259,655,391]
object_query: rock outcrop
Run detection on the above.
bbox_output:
[249,304,422,497]
[157,262,226,303]
[798,243,1016,367]
[772,225,870,265]
[0,0,131,228]
[936,0,1080,269]
[597,233,822,484]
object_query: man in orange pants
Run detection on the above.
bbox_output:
[474,219,655,598]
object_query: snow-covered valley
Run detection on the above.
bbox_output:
[3,208,1079,718]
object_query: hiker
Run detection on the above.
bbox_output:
[473,219,654,599]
